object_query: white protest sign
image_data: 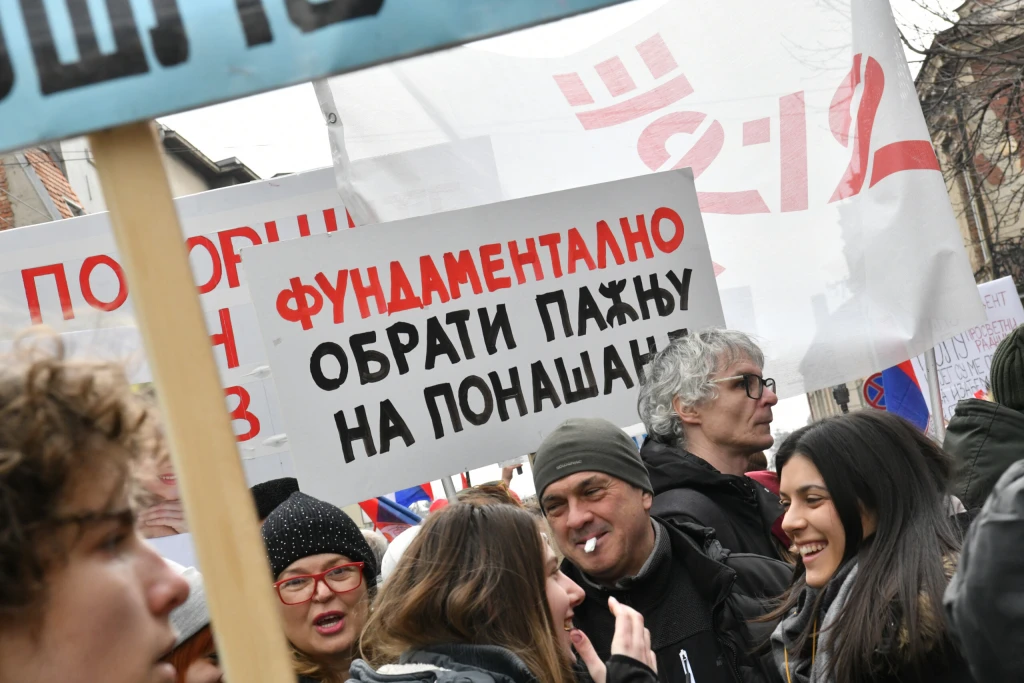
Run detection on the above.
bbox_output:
[242,169,724,507]
[0,137,501,482]
[319,0,987,397]
[920,277,1024,422]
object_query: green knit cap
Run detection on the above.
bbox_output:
[991,324,1024,412]
[533,417,652,500]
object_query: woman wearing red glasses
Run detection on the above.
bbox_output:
[262,491,379,683]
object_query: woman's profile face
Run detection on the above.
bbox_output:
[542,537,584,662]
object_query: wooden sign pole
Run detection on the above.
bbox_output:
[89,122,293,683]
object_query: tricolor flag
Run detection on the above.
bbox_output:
[359,496,422,542]
[393,484,434,508]
[881,361,929,432]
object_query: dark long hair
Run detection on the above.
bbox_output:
[768,411,960,683]
[361,504,575,683]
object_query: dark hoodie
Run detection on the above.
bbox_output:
[945,459,1024,682]
[944,398,1024,511]
[345,644,656,683]
[641,439,784,560]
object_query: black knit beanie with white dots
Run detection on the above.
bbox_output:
[261,492,378,588]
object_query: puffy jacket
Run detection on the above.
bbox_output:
[346,644,656,683]
[944,398,1024,511]
[945,458,1024,682]
[641,439,785,559]
[563,518,792,683]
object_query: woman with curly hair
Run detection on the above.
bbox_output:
[0,336,189,683]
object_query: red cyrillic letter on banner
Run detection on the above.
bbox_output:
[22,264,74,324]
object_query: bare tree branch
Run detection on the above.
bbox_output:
[913,0,1024,290]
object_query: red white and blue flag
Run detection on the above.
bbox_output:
[881,361,930,432]
[359,495,423,542]
[393,484,434,508]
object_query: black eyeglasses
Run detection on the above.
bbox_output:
[709,373,776,400]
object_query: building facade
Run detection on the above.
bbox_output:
[915,0,1024,298]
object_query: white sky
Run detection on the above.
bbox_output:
[157,0,960,448]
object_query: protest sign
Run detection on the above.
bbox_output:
[319,0,987,397]
[242,168,725,507]
[0,137,501,486]
[0,4,638,681]
[0,0,631,153]
[923,277,1024,422]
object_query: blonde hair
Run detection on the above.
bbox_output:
[360,504,575,683]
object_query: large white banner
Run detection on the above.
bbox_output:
[0,137,502,485]
[317,0,986,397]
[242,170,725,507]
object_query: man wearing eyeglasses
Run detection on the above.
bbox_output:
[637,329,786,559]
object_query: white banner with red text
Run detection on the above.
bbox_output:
[317,0,986,397]
[0,137,502,487]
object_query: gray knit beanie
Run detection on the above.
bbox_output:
[261,492,378,588]
[166,561,209,648]
[991,324,1024,412]
[532,417,652,500]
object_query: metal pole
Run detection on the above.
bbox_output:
[925,347,946,443]
[440,475,458,501]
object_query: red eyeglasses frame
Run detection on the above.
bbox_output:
[272,561,365,605]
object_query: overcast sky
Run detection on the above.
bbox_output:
[157,0,961,436]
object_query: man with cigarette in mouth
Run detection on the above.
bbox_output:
[534,417,790,683]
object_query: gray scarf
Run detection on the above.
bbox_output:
[771,562,859,683]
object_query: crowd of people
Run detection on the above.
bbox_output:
[1,324,1023,683]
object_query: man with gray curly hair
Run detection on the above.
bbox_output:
[637,329,785,559]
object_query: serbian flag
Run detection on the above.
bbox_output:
[881,361,929,431]
[359,496,422,542]
[394,484,434,508]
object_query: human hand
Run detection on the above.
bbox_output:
[501,466,517,488]
[572,597,657,683]
[138,499,189,537]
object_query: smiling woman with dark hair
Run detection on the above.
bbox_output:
[768,411,974,683]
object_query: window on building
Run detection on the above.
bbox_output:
[64,198,85,217]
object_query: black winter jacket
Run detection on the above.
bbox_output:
[345,643,657,683]
[944,398,1024,511]
[563,518,792,683]
[641,439,785,560]
[945,458,1024,682]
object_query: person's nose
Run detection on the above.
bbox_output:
[782,505,806,537]
[565,499,592,530]
[311,576,334,603]
[762,385,779,407]
[565,576,585,608]
[142,539,189,618]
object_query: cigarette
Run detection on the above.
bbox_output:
[584,537,597,553]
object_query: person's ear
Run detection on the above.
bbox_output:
[672,395,701,426]
[641,491,653,512]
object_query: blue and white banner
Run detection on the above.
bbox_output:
[0,0,629,152]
